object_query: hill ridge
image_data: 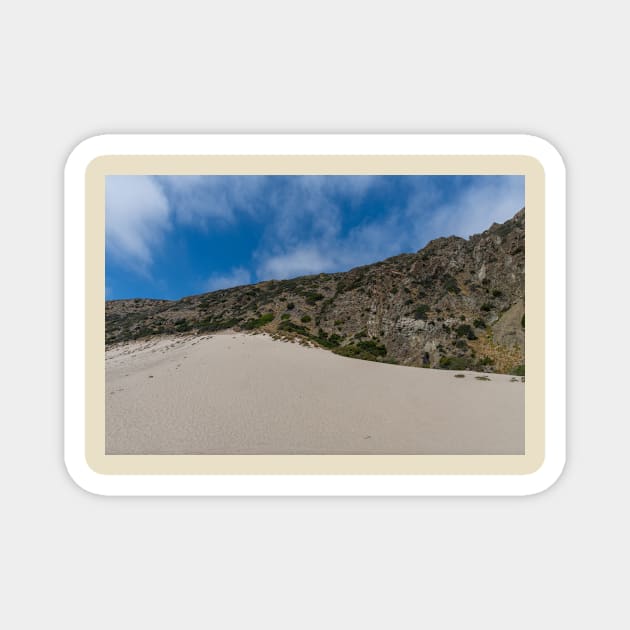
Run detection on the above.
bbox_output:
[106,208,525,374]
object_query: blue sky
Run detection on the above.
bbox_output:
[105,175,524,300]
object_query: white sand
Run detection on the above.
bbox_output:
[106,332,524,454]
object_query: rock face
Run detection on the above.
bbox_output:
[106,208,526,374]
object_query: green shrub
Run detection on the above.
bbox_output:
[302,291,325,305]
[356,339,387,357]
[439,355,472,370]
[511,364,525,376]
[379,357,399,365]
[481,303,493,312]
[455,324,477,340]
[492,289,504,298]
[174,318,192,332]
[473,319,486,329]
[197,317,242,333]
[286,302,295,310]
[281,313,290,320]
[413,304,430,320]
[278,321,308,335]
[442,274,461,294]
[334,344,361,358]
[242,312,275,329]
[333,341,386,362]
[312,332,342,349]
[300,315,312,323]
[327,334,342,347]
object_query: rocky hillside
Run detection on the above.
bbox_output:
[106,208,525,374]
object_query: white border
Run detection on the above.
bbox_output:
[64,134,566,496]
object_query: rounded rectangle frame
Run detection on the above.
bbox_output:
[64,134,565,496]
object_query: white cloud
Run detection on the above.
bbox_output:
[106,174,524,287]
[242,176,381,255]
[205,266,252,291]
[106,176,171,272]
[257,246,333,280]
[107,175,383,281]
[419,176,525,242]
[158,175,267,226]
[256,220,407,282]
[253,176,382,278]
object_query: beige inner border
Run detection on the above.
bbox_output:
[86,155,544,475]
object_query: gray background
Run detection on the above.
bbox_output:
[1,1,624,628]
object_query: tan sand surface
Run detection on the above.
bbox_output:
[106,332,524,454]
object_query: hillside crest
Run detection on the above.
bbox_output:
[106,208,525,374]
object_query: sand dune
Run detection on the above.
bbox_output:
[106,332,524,455]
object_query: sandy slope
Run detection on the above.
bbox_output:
[106,332,524,455]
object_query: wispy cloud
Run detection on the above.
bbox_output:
[256,246,334,280]
[205,266,252,291]
[106,175,524,293]
[418,176,525,240]
[253,176,382,278]
[156,175,268,227]
[105,176,171,273]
